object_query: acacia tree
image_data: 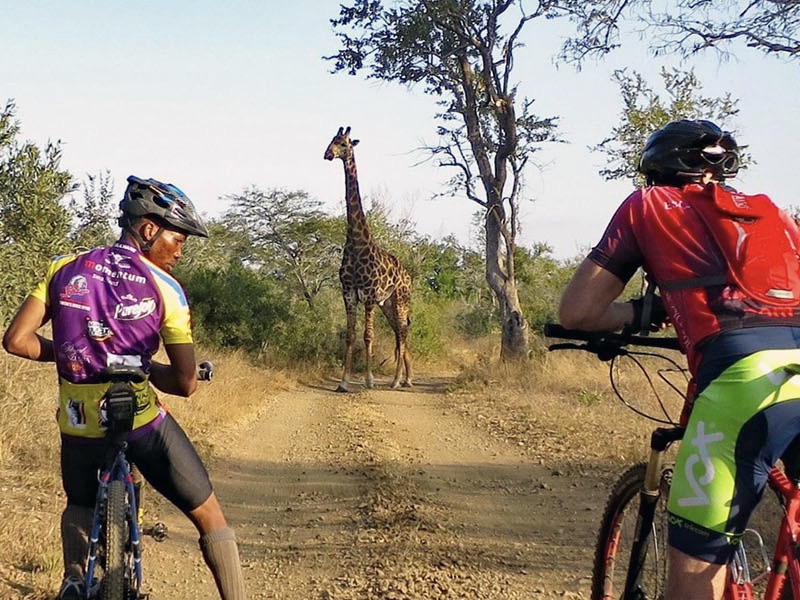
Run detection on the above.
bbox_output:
[327,0,562,360]
[644,1,800,60]
[222,187,342,308]
[593,67,742,185]
[557,1,800,64]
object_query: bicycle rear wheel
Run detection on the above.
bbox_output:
[592,463,671,600]
[100,479,133,600]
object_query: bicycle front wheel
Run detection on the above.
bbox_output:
[101,479,132,600]
[592,463,671,600]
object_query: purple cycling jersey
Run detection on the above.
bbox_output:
[32,241,193,383]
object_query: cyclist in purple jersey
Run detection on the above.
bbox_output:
[3,176,247,600]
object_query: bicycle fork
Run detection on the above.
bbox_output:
[624,427,684,599]
[85,463,145,596]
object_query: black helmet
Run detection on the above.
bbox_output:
[638,119,740,185]
[119,175,208,238]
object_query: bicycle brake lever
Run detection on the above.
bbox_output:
[587,338,628,362]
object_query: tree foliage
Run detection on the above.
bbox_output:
[644,1,800,61]
[182,262,290,354]
[592,67,742,185]
[221,187,342,308]
[556,1,800,65]
[0,100,74,321]
[70,171,117,250]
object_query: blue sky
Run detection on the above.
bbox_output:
[3,1,799,259]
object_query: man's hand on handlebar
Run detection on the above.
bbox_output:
[624,294,670,335]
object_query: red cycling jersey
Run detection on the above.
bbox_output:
[589,183,800,375]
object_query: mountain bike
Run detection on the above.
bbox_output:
[83,361,214,600]
[544,323,800,600]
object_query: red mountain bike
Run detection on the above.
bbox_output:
[544,323,800,600]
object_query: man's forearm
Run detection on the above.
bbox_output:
[149,360,197,397]
[3,332,54,362]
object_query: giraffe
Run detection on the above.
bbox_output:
[323,126,413,393]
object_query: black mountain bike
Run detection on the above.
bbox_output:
[84,365,148,600]
[83,361,214,600]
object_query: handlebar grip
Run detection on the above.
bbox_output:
[543,322,682,351]
[543,323,594,341]
[198,361,214,382]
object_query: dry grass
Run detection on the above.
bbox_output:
[0,355,63,597]
[449,336,688,468]
[0,346,291,598]
[0,334,689,598]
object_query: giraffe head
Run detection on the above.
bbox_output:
[324,126,360,161]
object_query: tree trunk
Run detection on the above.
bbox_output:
[498,281,530,361]
[485,200,529,361]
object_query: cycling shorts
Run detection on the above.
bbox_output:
[667,349,800,564]
[61,413,213,514]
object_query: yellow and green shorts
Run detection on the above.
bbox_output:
[668,349,800,564]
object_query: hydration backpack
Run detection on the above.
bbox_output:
[660,184,800,311]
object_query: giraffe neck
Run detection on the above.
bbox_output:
[342,151,371,243]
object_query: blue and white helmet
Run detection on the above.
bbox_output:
[119,175,208,238]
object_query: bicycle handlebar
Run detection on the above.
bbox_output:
[544,323,682,354]
[544,323,686,424]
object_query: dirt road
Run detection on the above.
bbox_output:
[138,374,616,600]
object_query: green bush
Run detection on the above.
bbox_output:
[456,304,499,339]
[271,294,342,364]
[181,264,288,352]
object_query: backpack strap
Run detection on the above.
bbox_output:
[659,274,728,292]
[637,276,658,337]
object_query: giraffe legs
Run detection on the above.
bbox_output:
[363,304,376,389]
[337,300,358,393]
[339,293,412,392]
[380,298,412,389]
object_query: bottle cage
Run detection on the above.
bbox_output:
[104,382,136,434]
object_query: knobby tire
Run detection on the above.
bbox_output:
[101,479,131,600]
[592,463,670,600]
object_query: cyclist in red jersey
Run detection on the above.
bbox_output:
[559,120,800,599]
[3,176,247,600]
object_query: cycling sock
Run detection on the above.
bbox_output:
[199,527,247,600]
[61,504,93,579]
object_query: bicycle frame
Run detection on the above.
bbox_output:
[85,438,143,598]
[756,466,800,600]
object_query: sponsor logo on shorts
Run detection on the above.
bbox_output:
[677,421,724,508]
[65,399,87,429]
[667,514,711,538]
